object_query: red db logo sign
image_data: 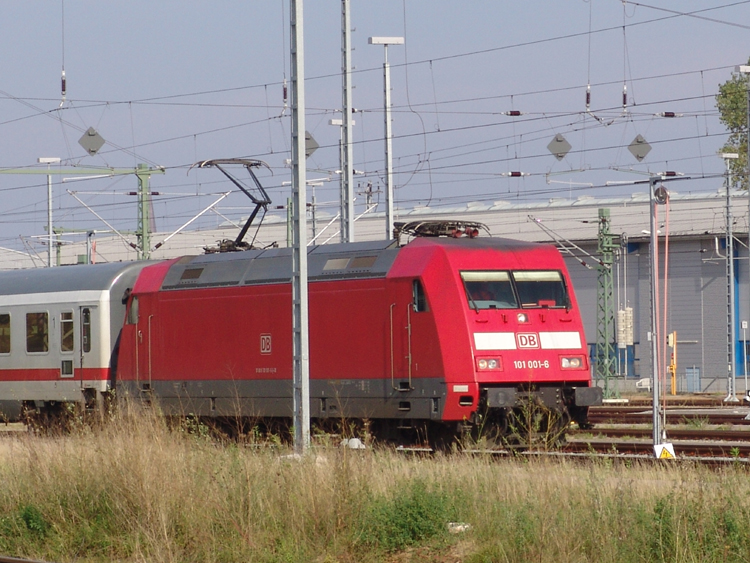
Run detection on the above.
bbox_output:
[517,333,539,349]
[260,334,272,355]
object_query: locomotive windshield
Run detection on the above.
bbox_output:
[512,271,568,308]
[461,270,568,310]
[461,271,518,309]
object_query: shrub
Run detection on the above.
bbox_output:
[357,478,455,552]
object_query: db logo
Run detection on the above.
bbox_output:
[260,334,272,355]
[517,333,539,349]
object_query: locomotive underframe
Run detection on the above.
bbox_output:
[479,383,602,434]
[117,377,449,421]
[116,378,601,446]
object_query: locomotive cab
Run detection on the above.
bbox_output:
[390,222,602,446]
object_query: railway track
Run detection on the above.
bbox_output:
[571,426,750,442]
[563,438,750,458]
[589,405,750,426]
[620,395,738,408]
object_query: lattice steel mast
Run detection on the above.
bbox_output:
[596,208,618,398]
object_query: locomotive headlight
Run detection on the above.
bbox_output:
[517,313,529,323]
[476,357,503,371]
[560,355,585,369]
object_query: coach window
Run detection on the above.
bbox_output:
[412,280,428,312]
[82,308,92,353]
[26,312,49,353]
[0,314,9,354]
[61,312,74,352]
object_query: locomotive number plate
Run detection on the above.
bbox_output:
[513,360,550,369]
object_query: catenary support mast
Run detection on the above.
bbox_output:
[290,0,310,454]
[340,0,354,242]
[596,208,618,398]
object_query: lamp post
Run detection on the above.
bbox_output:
[369,36,404,240]
[38,157,61,267]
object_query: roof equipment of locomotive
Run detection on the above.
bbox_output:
[188,158,272,253]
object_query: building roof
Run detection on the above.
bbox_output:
[1,188,746,270]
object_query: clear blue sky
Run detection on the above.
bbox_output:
[1,1,748,256]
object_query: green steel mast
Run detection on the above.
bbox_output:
[596,208,618,398]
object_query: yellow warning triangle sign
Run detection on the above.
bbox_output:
[654,443,676,459]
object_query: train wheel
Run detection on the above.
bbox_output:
[571,406,592,429]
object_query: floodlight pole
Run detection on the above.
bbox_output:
[38,157,61,267]
[290,0,310,454]
[369,36,404,240]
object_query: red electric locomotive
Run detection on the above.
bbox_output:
[117,222,601,445]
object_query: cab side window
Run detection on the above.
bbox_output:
[412,280,428,312]
[0,314,9,354]
[26,312,49,353]
[127,296,139,325]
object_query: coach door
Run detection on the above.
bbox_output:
[76,306,95,385]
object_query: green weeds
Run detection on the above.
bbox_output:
[1,412,750,562]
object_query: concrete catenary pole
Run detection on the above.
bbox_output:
[341,0,355,242]
[290,0,310,454]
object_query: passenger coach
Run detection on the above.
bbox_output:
[0,262,149,420]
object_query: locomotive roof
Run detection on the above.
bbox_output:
[160,239,401,290]
[408,236,544,252]
[0,261,148,296]
[158,236,550,291]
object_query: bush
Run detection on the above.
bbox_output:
[357,478,455,553]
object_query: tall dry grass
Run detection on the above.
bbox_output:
[0,410,749,563]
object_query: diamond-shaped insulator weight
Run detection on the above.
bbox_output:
[628,134,651,162]
[547,134,571,161]
[78,127,106,156]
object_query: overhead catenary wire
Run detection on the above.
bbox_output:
[0,2,745,251]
